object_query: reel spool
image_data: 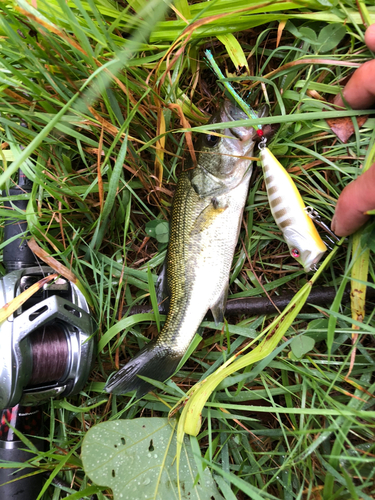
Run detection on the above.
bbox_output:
[0,266,95,410]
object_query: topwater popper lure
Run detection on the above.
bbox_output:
[259,140,327,272]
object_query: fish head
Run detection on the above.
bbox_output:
[192,101,268,197]
[283,226,327,272]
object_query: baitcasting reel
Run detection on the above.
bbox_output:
[0,170,95,499]
[0,265,95,410]
[0,171,95,411]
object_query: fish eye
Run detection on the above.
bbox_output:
[204,134,220,147]
[291,248,300,258]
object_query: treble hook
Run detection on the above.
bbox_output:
[305,206,341,249]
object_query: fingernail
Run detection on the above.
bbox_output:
[331,215,336,233]
[333,94,344,108]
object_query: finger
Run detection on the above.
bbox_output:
[331,164,375,237]
[333,59,375,109]
[364,24,375,52]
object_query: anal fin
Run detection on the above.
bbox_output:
[210,284,228,325]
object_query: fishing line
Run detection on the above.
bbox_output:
[29,325,69,386]
[204,49,263,136]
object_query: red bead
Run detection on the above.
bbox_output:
[256,129,263,137]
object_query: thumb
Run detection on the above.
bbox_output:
[331,164,375,237]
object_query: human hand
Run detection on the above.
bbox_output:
[333,24,375,109]
[331,24,375,237]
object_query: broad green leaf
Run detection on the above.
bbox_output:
[306,318,329,342]
[145,219,161,237]
[145,220,169,243]
[298,27,318,44]
[271,145,289,156]
[316,23,346,53]
[81,418,224,500]
[285,20,301,38]
[155,221,170,243]
[290,335,315,359]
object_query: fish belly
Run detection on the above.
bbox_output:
[160,172,251,355]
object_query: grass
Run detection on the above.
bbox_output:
[1,0,375,498]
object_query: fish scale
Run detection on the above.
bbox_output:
[161,169,251,355]
[105,101,266,397]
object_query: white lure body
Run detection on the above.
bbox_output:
[260,147,327,272]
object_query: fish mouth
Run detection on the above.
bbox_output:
[222,100,251,123]
[221,100,268,143]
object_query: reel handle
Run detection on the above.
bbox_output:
[3,170,37,272]
[0,406,44,499]
[0,442,44,499]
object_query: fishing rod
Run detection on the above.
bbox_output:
[0,170,95,499]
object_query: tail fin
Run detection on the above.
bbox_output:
[104,340,182,397]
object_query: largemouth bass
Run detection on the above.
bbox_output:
[260,146,327,272]
[105,101,266,397]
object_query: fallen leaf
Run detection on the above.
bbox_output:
[326,115,368,143]
[277,20,286,48]
[168,103,196,166]
[155,103,166,186]
[27,238,93,307]
[28,238,77,283]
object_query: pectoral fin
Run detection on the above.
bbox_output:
[191,198,228,235]
[211,284,228,325]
